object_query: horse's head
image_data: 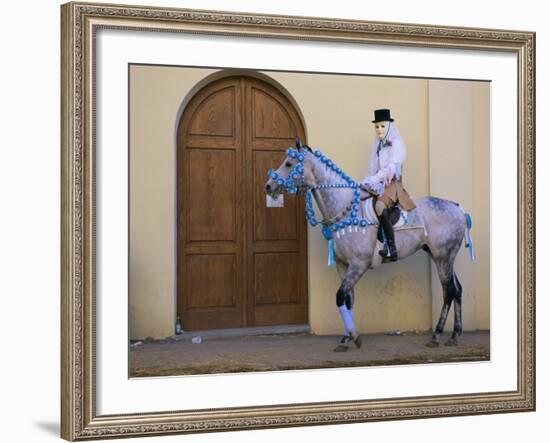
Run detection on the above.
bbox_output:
[265,137,312,198]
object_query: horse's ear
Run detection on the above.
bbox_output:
[295,137,303,150]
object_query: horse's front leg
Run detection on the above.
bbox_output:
[334,259,368,352]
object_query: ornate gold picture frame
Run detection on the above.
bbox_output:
[61,2,535,440]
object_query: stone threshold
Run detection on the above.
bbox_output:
[172,324,310,341]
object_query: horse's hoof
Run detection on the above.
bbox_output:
[445,338,458,347]
[353,334,362,349]
[333,344,349,352]
[426,340,439,348]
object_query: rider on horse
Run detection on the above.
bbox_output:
[361,109,416,262]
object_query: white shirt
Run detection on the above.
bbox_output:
[363,137,406,190]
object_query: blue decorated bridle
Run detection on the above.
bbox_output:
[267,146,377,239]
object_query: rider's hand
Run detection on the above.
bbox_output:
[363,176,376,187]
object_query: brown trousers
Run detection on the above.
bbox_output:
[378,178,416,211]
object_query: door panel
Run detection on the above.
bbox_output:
[186,254,237,309]
[188,87,236,138]
[252,88,295,140]
[188,150,235,242]
[254,253,299,305]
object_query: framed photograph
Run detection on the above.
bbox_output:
[61,1,535,440]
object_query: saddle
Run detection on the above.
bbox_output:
[359,183,425,235]
[359,192,413,240]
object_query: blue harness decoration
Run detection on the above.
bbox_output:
[268,146,378,267]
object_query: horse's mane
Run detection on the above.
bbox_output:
[304,144,352,182]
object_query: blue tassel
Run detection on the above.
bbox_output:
[465,213,475,261]
[328,239,335,267]
[321,225,335,267]
[465,212,472,229]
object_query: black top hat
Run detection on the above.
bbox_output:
[372,109,394,123]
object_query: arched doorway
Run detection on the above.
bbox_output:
[177,75,308,331]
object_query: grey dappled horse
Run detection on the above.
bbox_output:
[264,141,474,351]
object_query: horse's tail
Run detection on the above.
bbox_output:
[454,203,475,261]
[462,210,475,261]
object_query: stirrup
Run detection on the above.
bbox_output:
[379,246,398,262]
[378,249,399,261]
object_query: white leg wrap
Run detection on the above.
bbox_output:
[339,305,356,335]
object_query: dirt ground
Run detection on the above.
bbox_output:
[129,330,490,377]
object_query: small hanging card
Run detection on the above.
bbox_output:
[266,194,284,207]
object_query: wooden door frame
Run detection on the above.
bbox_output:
[176,72,309,331]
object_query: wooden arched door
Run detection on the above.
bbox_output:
[177,76,308,331]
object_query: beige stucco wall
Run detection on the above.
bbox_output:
[472,83,491,330]
[129,65,489,339]
[428,80,490,331]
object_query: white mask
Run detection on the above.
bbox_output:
[374,121,390,140]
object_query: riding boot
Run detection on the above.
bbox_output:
[379,208,398,261]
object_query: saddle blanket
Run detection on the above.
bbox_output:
[361,198,425,232]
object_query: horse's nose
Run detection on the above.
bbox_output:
[265,183,271,191]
